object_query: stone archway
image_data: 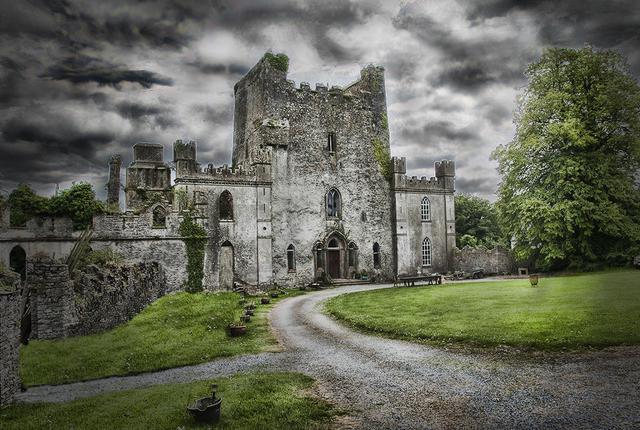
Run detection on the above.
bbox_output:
[9,245,26,282]
[219,241,234,290]
[326,234,346,279]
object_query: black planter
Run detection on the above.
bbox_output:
[187,385,222,423]
[270,292,279,298]
[228,325,246,337]
[244,309,254,316]
[261,297,271,304]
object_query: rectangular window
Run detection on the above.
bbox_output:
[327,132,336,153]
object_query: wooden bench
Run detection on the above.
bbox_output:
[396,274,442,287]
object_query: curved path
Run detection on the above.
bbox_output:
[19,283,640,429]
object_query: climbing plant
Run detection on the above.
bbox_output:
[372,138,392,182]
[179,213,208,293]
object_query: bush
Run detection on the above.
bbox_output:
[263,52,289,73]
[77,248,123,269]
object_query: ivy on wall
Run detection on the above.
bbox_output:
[372,138,392,182]
[179,213,208,293]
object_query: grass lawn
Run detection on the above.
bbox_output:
[21,290,302,386]
[0,372,336,430]
[325,270,640,350]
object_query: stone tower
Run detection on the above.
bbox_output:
[106,154,121,207]
[124,143,171,210]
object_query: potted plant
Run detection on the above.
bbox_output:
[360,269,369,281]
[228,321,247,337]
[529,274,539,287]
[261,296,271,305]
[245,302,256,310]
[244,308,254,316]
[270,291,279,298]
[240,314,251,323]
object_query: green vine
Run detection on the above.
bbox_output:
[263,52,289,73]
[179,213,208,293]
[372,138,392,182]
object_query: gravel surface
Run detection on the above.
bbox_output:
[18,283,640,429]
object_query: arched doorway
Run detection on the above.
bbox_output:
[9,245,26,282]
[325,234,346,279]
[219,241,234,290]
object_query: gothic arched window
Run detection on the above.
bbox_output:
[422,237,432,266]
[326,188,341,218]
[152,206,166,228]
[348,242,358,267]
[287,244,296,271]
[219,190,233,220]
[373,242,380,268]
[421,196,431,221]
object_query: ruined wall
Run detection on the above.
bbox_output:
[0,271,20,407]
[28,258,167,339]
[453,246,515,274]
[70,262,166,336]
[28,257,75,339]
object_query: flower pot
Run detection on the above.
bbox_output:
[228,325,247,337]
[261,297,271,305]
[245,303,256,310]
[240,314,251,323]
[244,309,254,316]
[529,274,539,287]
[270,292,279,298]
[187,385,222,423]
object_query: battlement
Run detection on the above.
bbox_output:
[392,157,406,174]
[133,143,164,164]
[173,139,196,161]
[435,160,455,178]
[393,160,455,192]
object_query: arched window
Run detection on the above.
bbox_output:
[373,242,380,268]
[9,245,26,281]
[219,190,233,220]
[326,188,341,218]
[287,244,296,271]
[422,237,432,266]
[421,196,431,221]
[348,242,358,267]
[152,206,166,228]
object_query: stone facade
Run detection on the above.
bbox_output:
[0,55,457,290]
[27,258,166,339]
[453,246,515,274]
[0,271,21,407]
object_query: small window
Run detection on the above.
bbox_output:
[219,190,233,220]
[315,243,323,268]
[361,211,367,222]
[152,206,166,228]
[373,242,380,268]
[327,132,336,153]
[348,242,358,267]
[421,196,431,221]
[422,237,432,266]
[287,244,296,272]
[326,188,341,218]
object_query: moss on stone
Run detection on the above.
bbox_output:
[263,52,289,73]
[179,213,208,293]
[372,138,392,182]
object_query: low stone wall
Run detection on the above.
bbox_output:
[0,271,21,407]
[453,246,515,274]
[70,262,166,336]
[28,258,167,339]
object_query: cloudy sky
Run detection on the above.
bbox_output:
[1,0,639,201]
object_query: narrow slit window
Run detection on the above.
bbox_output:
[373,242,380,268]
[327,132,336,153]
[287,244,296,271]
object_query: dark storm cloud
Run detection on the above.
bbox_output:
[187,60,250,76]
[115,101,180,130]
[41,56,174,89]
[401,121,475,146]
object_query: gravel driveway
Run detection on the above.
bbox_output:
[18,283,640,429]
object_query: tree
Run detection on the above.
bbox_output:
[493,47,640,270]
[7,184,48,227]
[455,194,506,248]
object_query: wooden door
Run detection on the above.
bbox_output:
[327,250,341,279]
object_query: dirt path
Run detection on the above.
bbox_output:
[18,283,640,429]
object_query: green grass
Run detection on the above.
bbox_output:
[0,372,336,430]
[326,270,640,350]
[21,291,303,386]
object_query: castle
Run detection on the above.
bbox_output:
[1,55,456,290]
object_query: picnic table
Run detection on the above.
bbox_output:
[395,274,442,287]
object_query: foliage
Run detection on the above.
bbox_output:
[19,291,309,386]
[0,372,335,430]
[455,194,507,248]
[76,248,123,270]
[263,52,289,73]
[493,47,640,270]
[8,183,104,230]
[326,270,640,350]
[178,213,208,293]
[372,137,392,182]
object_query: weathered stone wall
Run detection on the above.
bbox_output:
[28,257,76,339]
[70,262,166,336]
[453,246,515,274]
[0,271,20,407]
[28,258,167,339]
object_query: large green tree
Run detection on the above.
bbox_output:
[493,47,640,270]
[455,194,506,248]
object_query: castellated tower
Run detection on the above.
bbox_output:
[124,143,171,210]
[231,53,396,281]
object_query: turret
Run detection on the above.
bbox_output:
[106,154,121,207]
[435,160,455,190]
[173,140,198,177]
